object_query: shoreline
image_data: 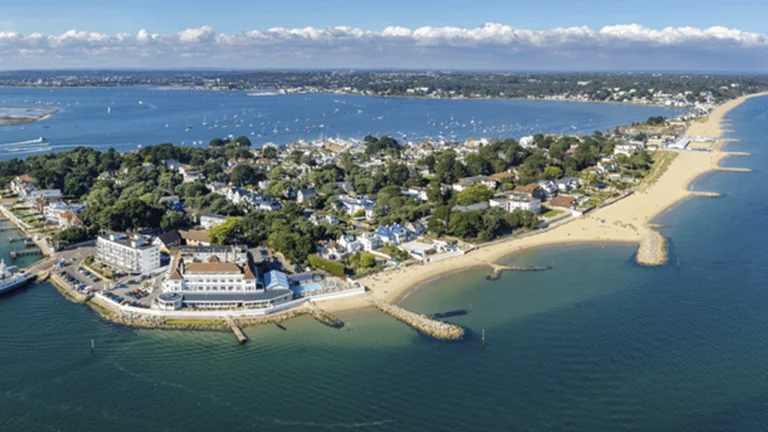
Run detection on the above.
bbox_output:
[346,91,768,310]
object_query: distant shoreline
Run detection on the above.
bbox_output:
[340,92,767,313]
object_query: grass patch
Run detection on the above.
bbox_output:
[541,209,564,218]
[637,151,678,192]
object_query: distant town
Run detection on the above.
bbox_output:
[1,70,767,107]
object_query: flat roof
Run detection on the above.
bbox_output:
[181,289,293,303]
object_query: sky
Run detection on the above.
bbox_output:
[0,0,767,71]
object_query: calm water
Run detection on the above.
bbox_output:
[0,87,683,159]
[1,96,767,431]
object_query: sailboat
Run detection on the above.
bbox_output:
[107,106,111,114]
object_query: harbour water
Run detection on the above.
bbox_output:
[0,87,683,159]
[1,96,766,431]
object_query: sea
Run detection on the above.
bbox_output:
[0,86,683,159]
[2,90,766,431]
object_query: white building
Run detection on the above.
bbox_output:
[161,246,293,310]
[97,233,161,274]
[44,201,86,224]
[358,232,384,251]
[489,193,542,214]
[200,214,227,230]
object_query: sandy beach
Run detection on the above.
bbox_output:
[316,92,767,313]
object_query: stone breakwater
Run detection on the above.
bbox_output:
[366,296,465,340]
[488,263,551,280]
[636,228,668,266]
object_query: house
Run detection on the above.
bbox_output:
[489,193,542,214]
[402,186,428,201]
[10,175,36,196]
[536,180,558,197]
[359,232,383,251]
[159,195,183,210]
[556,177,580,192]
[58,211,84,229]
[489,171,516,183]
[337,195,376,217]
[153,230,183,253]
[207,181,228,194]
[182,170,205,183]
[44,201,86,224]
[453,176,497,192]
[27,189,61,205]
[519,135,535,148]
[338,234,363,253]
[297,188,318,203]
[405,221,426,237]
[375,224,414,246]
[200,214,227,230]
[513,184,545,200]
[179,230,211,247]
[164,159,182,170]
[549,195,577,209]
[258,197,282,212]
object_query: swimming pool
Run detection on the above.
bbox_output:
[290,283,322,293]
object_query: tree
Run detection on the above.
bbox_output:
[543,166,563,179]
[262,146,278,159]
[359,253,376,268]
[160,211,191,231]
[233,136,252,147]
[209,216,242,245]
[230,164,258,186]
[209,138,227,147]
[455,184,494,205]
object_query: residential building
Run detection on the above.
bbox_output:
[200,214,227,229]
[375,224,414,246]
[337,195,376,217]
[453,176,498,192]
[297,188,317,203]
[513,183,545,200]
[556,177,580,192]
[359,232,383,251]
[97,233,161,274]
[489,193,542,214]
[44,201,86,224]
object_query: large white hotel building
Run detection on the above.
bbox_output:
[96,233,161,274]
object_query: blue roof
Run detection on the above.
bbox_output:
[264,270,289,290]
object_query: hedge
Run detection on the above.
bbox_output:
[308,254,346,277]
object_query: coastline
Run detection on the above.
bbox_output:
[341,91,768,310]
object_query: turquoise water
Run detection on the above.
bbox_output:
[0,87,683,159]
[1,96,767,431]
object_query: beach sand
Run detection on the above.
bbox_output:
[319,92,766,312]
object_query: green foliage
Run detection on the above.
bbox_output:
[308,254,346,277]
[455,184,494,205]
[54,227,91,246]
[209,216,243,245]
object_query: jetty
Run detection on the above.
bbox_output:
[715,167,752,173]
[690,191,722,197]
[306,301,344,328]
[488,263,550,280]
[10,249,42,259]
[224,316,248,344]
[366,296,464,340]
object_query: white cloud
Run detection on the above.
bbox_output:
[0,23,766,70]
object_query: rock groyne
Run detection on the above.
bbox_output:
[366,296,464,340]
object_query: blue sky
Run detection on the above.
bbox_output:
[1,0,765,35]
[0,0,766,71]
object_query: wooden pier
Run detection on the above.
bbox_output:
[224,316,248,344]
[366,296,464,340]
[10,249,42,259]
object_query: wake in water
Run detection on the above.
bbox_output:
[272,419,393,428]
[0,137,46,147]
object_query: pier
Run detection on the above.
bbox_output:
[10,249,42,259]
[366,296,464,340]
[224,316,248,344]
[715,167,752,173]
[488,263,550,280]
[690,191,722,197]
